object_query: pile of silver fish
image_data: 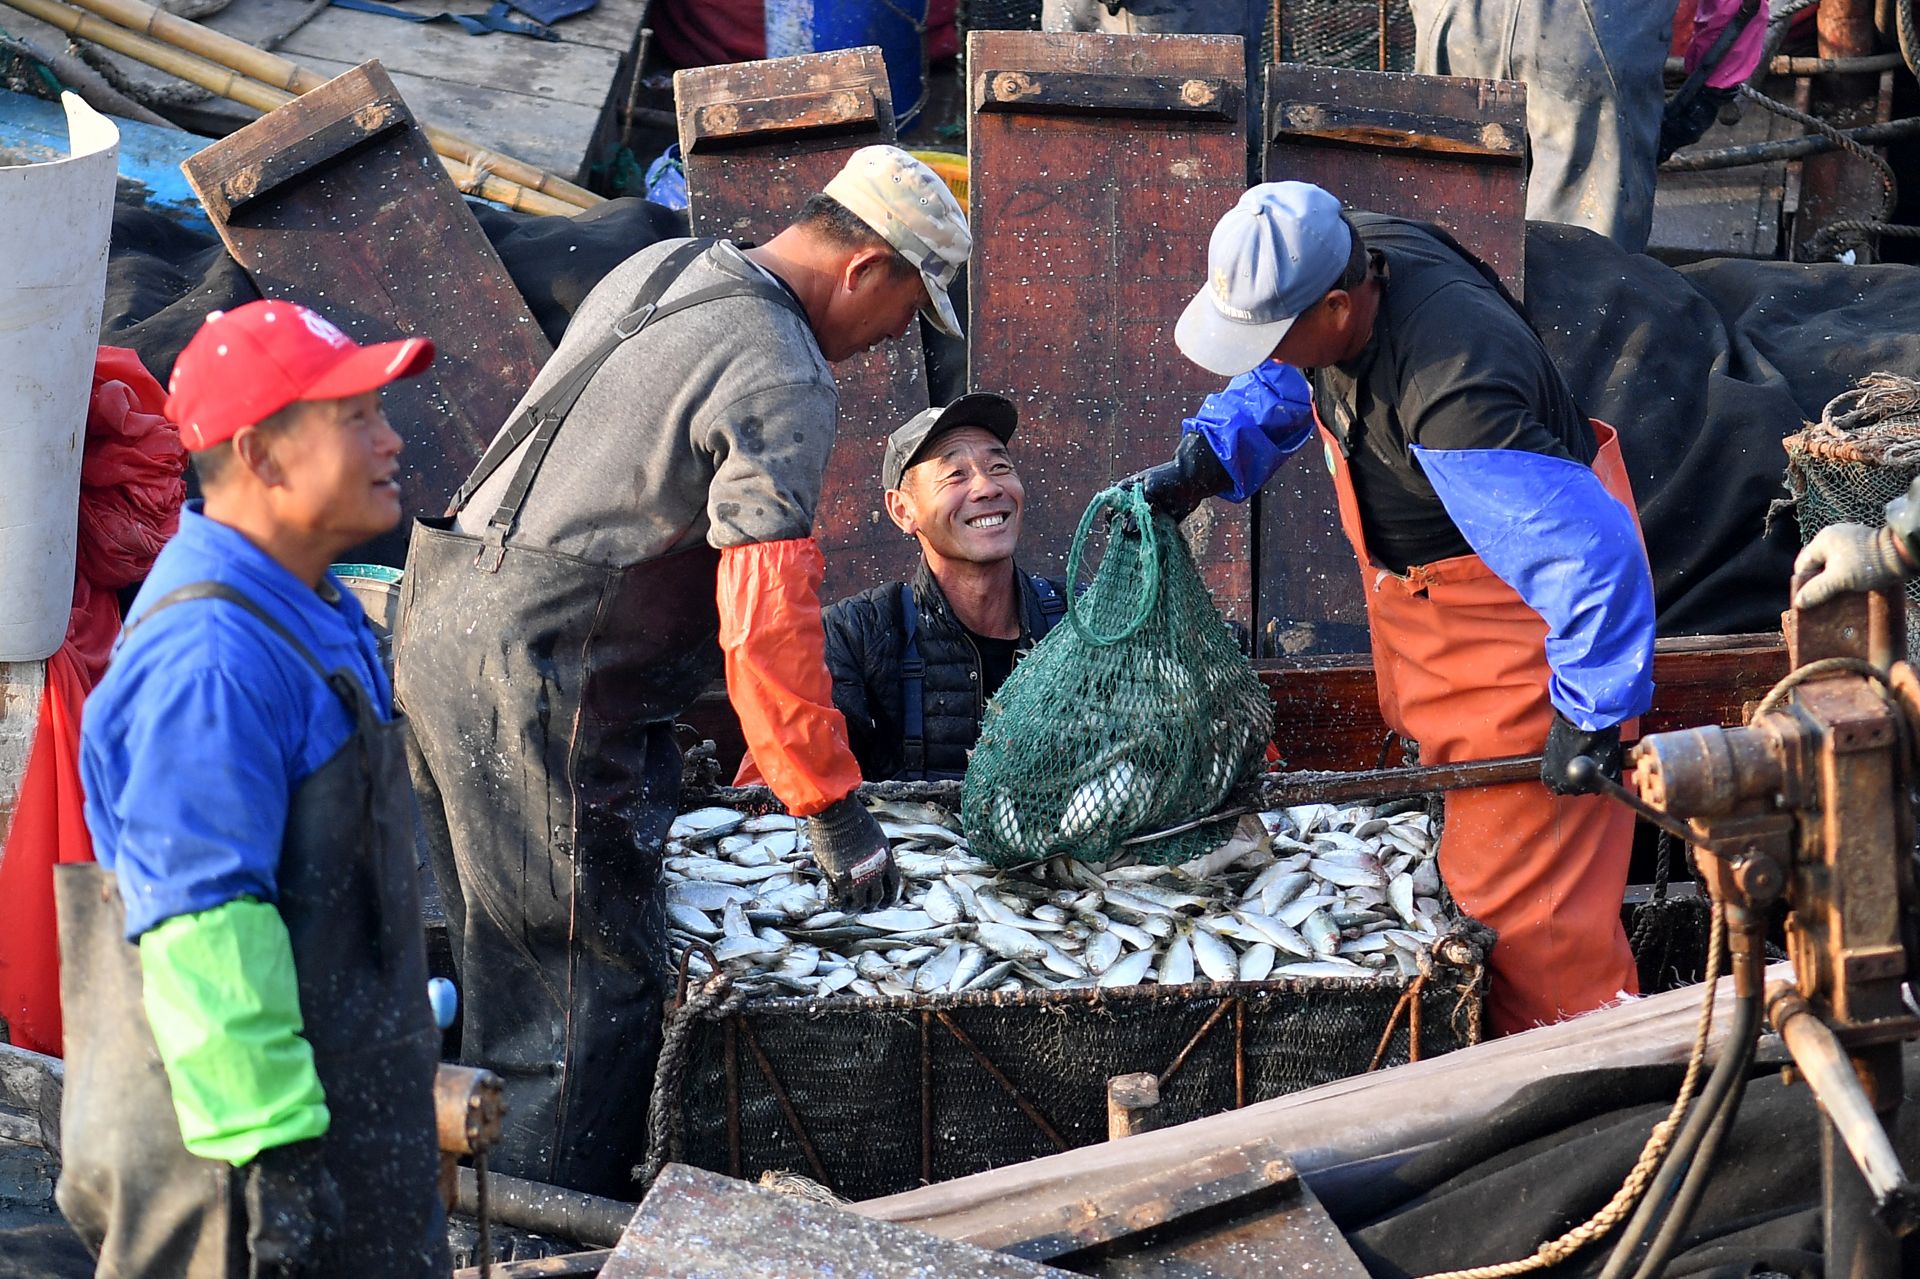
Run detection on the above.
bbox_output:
[667,799,1452,1001]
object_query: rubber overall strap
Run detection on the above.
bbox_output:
[898,582,927,782]
[1030,575,1065,637]
[449,238,712,519]
[124,582,335,687]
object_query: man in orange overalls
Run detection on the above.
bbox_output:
[1138,182,1657,1035]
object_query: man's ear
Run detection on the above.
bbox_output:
[884,485,917,536]
[1321,288,1352,324]
[230,422,286,488]
[843,245,895,295]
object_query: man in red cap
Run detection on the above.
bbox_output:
[63,299,447,1278]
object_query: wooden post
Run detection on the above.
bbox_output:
[966,30,1254,625]
[1106,1071,1161,1140]
[1255,64,1528,656]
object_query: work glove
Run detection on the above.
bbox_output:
[1658,83,1735,162]
[1793,523,1913,609]
[1541,712,1622,797]
[1128,432,1233,523]
[806,796,901,913]
[243,1138,343,1279]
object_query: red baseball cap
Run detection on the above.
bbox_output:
[164,299,435,451]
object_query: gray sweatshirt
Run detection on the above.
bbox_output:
[455,239,840,565]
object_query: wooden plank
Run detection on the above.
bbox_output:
[975,69,1241,120]
[288,52,610,182]
[1257,633,1787,774]
[1264,64,1527,290]
[603,1163,1076,1277]
[676,49,930,607]
[1257,64,1528,657]
[966,30,1253,624]
[1650,78,1796,261]
[855,963,1790,1240]
[175,0,640,180]
[1089,1176,1370,1278]
[181,61,550,567]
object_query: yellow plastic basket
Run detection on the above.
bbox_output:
[908,149,968,208]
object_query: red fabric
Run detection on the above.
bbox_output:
[717,538,862,817]
[0,349,184,1056]
[652,0,959,70]
[1320,420,1644,1037]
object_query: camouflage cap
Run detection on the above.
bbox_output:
[822,144,970,338]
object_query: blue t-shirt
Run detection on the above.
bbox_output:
[80,504,391,940]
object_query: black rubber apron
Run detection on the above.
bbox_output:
[393,240,809,1196]
[55,581,445,1279]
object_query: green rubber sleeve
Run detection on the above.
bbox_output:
[138,898,330,1165]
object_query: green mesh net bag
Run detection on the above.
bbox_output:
[961,486,1273,866]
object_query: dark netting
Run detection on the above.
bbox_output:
[1272,0,1417,71]
[961,488,1273,866]
[959,0,1042,30]
[1781,373,1920,655]
[665,940,1486,1202]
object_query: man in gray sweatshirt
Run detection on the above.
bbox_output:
[393,146,970,1196]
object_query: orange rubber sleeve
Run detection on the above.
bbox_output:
[716,538,861,817]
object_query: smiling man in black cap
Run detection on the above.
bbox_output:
[736,394,1065,784]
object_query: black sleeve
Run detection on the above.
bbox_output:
[822,596,897,781]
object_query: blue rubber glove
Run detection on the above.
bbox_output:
[1181,362,1316,503]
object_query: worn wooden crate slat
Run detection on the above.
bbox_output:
[967,30,1252,624]
[180,61,551,567]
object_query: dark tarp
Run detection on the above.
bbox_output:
[97,198,1920,636]
[1525,220,1920,638]
[1321,1045,1920,1278]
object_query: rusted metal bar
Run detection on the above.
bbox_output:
[454,1167,633,1248]
[736,1016,835,1190]
[1410,977,1425,1063]
[1233,997,1247,1109]
[1158,999,1235,1090]
[1367,974,1430,1072]
[920,1009,934,1185]
[724,1017,741,1180]
[1377,0,1388,70]
[1258,755,1542,808]
[1106,1073,1161,1140]
[933,1011,1070,1153]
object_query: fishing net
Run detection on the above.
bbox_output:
[1780,372,1920,653]
[961,486,1274,866]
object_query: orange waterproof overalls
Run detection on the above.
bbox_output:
[1320,420,1644,1035]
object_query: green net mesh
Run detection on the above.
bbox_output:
[961,486,1273,866]
[1781,373,1920,655]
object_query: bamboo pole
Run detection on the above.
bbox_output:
[0,0,580,216]
[23,0,599,208]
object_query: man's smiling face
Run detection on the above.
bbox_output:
[887,425,1025,567]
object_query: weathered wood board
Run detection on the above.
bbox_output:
[1255,64,1528,656]
[966,30,1253,625]
[181,61,551,566]
[603,1163,1076,1278]
[1259,632,1786,773]
[676,48,930,606]
[179,0,649,182]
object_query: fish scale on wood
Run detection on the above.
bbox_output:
[666,798,1455,999]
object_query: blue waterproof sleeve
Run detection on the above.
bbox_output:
[1411,446,1655,731]
[1182,362,1316,502]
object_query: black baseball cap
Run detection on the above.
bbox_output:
[882,393,1019,490]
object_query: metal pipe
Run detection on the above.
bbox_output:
[1664,116,1920,170]
[453,1167,635,1248]
[1664,51,1906,74]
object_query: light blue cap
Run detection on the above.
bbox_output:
[1175,182,1353,378]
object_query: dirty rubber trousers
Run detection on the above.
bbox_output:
[1410,0,1670,254]
[397,523,721,1199]
[1323,423,1643,1035]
